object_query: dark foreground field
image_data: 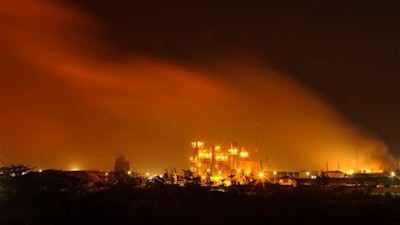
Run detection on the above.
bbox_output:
[1,185,399,225]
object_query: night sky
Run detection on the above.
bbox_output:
[1,0,399,174]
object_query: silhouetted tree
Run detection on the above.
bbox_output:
[0,164,32,177]
[181,169,201,186]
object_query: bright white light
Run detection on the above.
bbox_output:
[347,169,354,175]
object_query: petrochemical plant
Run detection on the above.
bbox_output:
[189,141,260,185]
[188,140,399,187]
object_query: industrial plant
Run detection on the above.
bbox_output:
[188,140,399,188]
[189,141,259,185]
[1,141,399,225]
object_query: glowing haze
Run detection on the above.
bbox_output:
[1,0,396,174]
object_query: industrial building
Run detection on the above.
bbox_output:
[189,141,260,185]
[114,153,130,173]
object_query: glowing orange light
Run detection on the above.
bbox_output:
[228,148,238,155]
[191,141,204,148]
[216,153,228,161]
[347,169,354,175]
[239,150,249,158]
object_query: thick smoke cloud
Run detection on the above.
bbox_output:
[1,0,396,173]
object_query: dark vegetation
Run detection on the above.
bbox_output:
[1,165,400,225]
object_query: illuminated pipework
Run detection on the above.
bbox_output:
[215,153,228,161]
[198,150,212,159]
[228,147,238,155]
[190,141,256,184]
[228,142,239,171]
[191,141,204,148]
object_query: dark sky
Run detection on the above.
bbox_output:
[1,0,399,174]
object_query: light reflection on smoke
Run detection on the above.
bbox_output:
[1,0,396,171]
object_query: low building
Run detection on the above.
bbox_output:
[322,170,345,178]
